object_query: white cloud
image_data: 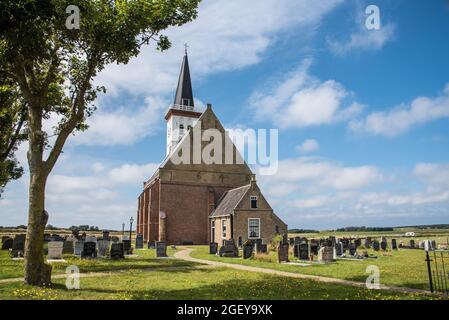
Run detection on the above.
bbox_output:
[413,163,449,190]
[96,0,344,96]
[297,139,319,153]
[328,23,395,56]
[249,60,363,128]
[350,84,449,137]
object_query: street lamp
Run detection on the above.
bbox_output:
[129,217,134,242]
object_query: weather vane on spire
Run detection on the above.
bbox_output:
[184,43,189,55]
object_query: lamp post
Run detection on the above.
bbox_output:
[129,217,134,243]
[122,223,125,237]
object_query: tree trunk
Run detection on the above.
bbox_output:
[23,105,52,286]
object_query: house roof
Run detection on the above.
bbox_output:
[209,185,251,217]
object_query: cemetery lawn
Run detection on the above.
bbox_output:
[189,246,432,290]
[0,247,193,280]
[0,265,436,300]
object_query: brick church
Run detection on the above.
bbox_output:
[136,53,287,245]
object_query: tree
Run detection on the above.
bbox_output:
[0,0,200,285]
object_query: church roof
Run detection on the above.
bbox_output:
[209,185,251,217]
[174,53,194,107]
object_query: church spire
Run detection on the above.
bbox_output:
[174,49,194,107]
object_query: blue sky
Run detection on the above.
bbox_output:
[1,0,449,230]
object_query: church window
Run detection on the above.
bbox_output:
[248,218,260,238]
[222,219,227,238]
[250,196,258,209]
[182,98,190,106]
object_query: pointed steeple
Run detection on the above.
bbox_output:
[174,51,194,107]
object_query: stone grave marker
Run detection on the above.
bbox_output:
[82,242,97,258]
[102,230,110,241]
[218,240,238,257]
[135,234,144,249]
[110,243,124,260]
[148,241,156,249]
[277,243,289,263]
[391,239,398,250]
[293,244,299,258]
[381,239,387,251]
[255,243,267,254]
[365,238,371,249]
[288,238,294,246]
[242,243,253,259]
[373,240,380,251]
[310,240,319,256]
[47,241,64,259]
[318,246,334,262]
[62,240,74,254]
[354,238,362,248]
[2,236,10,243]
[122,239,132,254]
[409,240,415,248]
[111,236,119,243]
[1,238,13,250]
[156,241,167,257]
[298,243,309,260]
[336,242,343,256]
[348,243,356,256]
[209,242,218,254]
[97,240,110,257]
[11,234,26,258]
[74,241,84,256]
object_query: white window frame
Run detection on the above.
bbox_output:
[250,196,258,209]
[221,219,227,239]
[248,218,260,239]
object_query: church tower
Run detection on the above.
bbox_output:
[165,51,202,155]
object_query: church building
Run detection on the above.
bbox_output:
[136,53,287,245]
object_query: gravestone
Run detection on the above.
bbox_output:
[277,243,289,263]
[373,240,380,251]
[294,237,301,245]
[47,241,64,259]
[365,238,371,249]
[310,240,319,256]
[318,246,334,262]
[2,236,10,243]
[409,240,415,248]
[209,242,218,254]
[62,240,74,254]
[218,240,238,257]
[156,241,167,257]
[111,236,119,243]
[10,234,26,258]
[97,240,110,257]
[242,243,254,259]
[381,239,387,251]
[82,242,97,258]
[335,242,343,256]
[1,238,13,250]
[148,241,156,249]
[391,239,397,250]
[102,230,110,241]
[431,240,437,249]
[74,241,84,256]
[293,244,300,258]
[354,238,362,248]
[135,234,144,249]
[298,243,309,260]
[122,239,132,254]
[348,243,356,256]
[255,243,267,254]
[288,238,294,246]
[110,243,124,260]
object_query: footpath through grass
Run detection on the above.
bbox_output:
[189,246,432,290]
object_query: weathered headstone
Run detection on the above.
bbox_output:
[148,241,156,249]
[381,239,387,251]
[74,241,84,256]
[318,246,334,262]
[310,240,319,256]
[365,237,371,249]
[354,238,361,248]
[135,234,144,249]
[122,239,132,254]
[242,243,253,259]
[62,240,74,254]
[255,243,267,254]
[110,243,124,260]
[47,241,64,259]
[1,238,13,250]
[348,243,356,256]
[10,234,26,258]
[391,239,397,250]
[111,236,119,243]
[209,242,218,254]
[218,240,238,257]
[156,241,167,257]
[335,242,343,256]
[277,243,289,263]
[409,239,415,248]
[82,242,97,258]
[298,243,309,260]
[373,240,380,251]
[97,240,110,257]
[102,230,110,241]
